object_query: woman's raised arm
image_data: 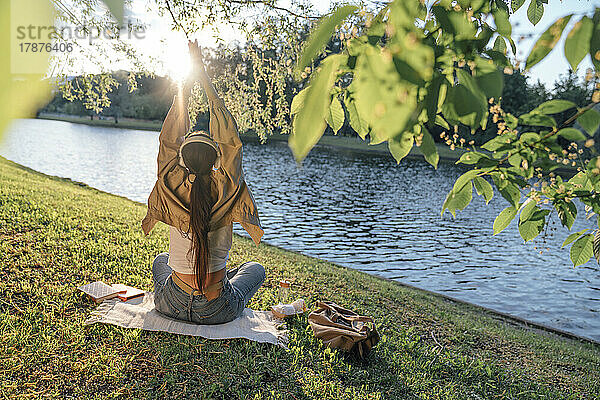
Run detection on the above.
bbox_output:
[156,83,192,176]
[188,40,243,183]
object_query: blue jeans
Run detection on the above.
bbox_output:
[151,252,266,325]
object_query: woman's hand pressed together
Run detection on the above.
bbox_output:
[188,39,206,79]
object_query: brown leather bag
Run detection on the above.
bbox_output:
[308,301,380,360]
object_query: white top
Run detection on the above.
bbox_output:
[168,224,232,274]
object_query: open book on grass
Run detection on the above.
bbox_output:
[111,284,145,301]
[78,281,145,303]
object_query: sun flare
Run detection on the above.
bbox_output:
[164,39,192,83]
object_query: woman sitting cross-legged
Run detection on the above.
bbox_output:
[141,39,265,324]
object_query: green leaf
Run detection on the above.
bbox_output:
[457,152,487,165]
[556,200,577,230]
[475,68,503,100]
[520,132,540,143]
[420,126,439,169]
[577,108,600,136]
[494,0,509,13]
[558,127,586,142]
[570,234,594,266]
[435,115,450,130]
[586,157,600,184]
[535,99,577,115]
[518,208,548,242]
[102,0,124,24]
[493,36,507,54]
[0,0,53,142]
[433,6,476,39]
[351,46,418,144]
[519,112,556,127]
[443,84,485,128]
[499,182,521,208]
[442,181,473,217]
[491,171,508,190]
[519,198,537,222]
[487,49,510,67]
[326,96,345,134]
[345,98,368,139]
[527,0,544,26]
[393,32,435,82]
[590,10,600,70]
[509,155,527,176]
[476,157,500,169]
[473,176,493,204]
[505,113,519,129]
[568,171,591,189]
[493,6,511,37]
[526,15,572,69]
[562,229,589,247]
[565,16,594,71]
[594,230,600,263]
[289,55,344,161]
[444,70,489,128]
[456,69,486,102]
[425,77,443,123]
[481,136,509,152]
[388,132,414,164]
[493,206,518,235]
[511,0,526,12]
[453,169,481,193]
[295,5,357,75]
[290,87,309,115]
[507,36,517,55]
[393,58,425,86]
[353,46,418,144]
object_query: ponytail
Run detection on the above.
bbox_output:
[188,173,214,290]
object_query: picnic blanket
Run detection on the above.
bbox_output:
[85,292,287,347]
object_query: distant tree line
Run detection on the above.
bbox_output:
[431,69,598,148]
[41,66,597,143]
[42,71,176,124]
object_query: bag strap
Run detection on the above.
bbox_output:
[315,301,375,323]
[316,301,358,316]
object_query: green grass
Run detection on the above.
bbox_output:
[1,156,599,399]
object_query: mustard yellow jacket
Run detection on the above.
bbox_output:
[141,85,263,245]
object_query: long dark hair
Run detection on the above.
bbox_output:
[181,141,217,290]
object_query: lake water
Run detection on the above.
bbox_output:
[2,118,599,341]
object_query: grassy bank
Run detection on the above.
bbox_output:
[1,157,599,399]
[240,132,467,163]
[38,113,163,131]
[36,114,583,176]
[37,113,466,163]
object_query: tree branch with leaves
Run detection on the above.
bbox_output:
[289,0,600,267]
